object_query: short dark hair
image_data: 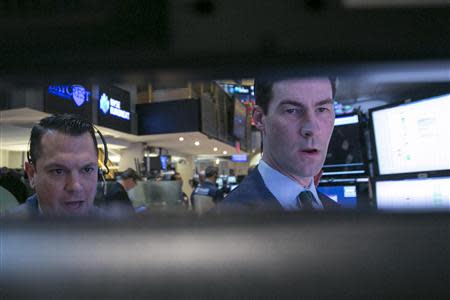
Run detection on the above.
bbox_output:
[28,114,98,165]
[120,168,142,182]
[255,77,337,114]
[170,172,182,181]
[205,166,218,178]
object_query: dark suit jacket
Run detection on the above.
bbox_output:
[192,181,224,203]
[214,168,341,213]
[94,182,135,217]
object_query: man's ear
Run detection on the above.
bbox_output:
[252,105,266,135]
[25,161,36,189]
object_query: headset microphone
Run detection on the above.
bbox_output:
[95,127,109,196]
[26,116,110,196]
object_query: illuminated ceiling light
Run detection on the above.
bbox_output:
[215,159,220,165]
[179,137,184,142]
[213,147,218,152]
[194,141,200,146]
[223,150,228,155]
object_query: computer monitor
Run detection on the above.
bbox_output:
[216,178,224,189]
[375,177,450,211]
[233,99,247,141]
[227,176,237,184]
[149,156,163,171]
[323,114,366,177]
[160,155,170,170]
[317,184,358,209]
[370,94,450,175]
[231,154,248,162]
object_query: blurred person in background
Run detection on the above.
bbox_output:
[171,172,189,208]
[95,167,140,217]
[0,168,31,204]
[191,166,224,207]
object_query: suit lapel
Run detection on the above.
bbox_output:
[249,169,284,211]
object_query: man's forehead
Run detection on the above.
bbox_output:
[39,131,97,156]
[41,130,92,142]
[272,78,332,97]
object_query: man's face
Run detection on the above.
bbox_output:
[121,178,137,192]
[26,131,99,217]
[255,79,335,186]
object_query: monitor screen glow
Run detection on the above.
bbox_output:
[376,177,450,211]
[317,185,357,208]
[227,176,237,184]
[231,154,248,162]
[233,99,247,141]
[323,114,365,176]
[371,94,450,175]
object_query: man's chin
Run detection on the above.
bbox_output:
[59,205,91,217]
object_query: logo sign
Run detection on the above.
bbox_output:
[48,85,91,107]
[99,93,130,120]
[99,93,110,114]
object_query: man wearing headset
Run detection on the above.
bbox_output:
[10,114,105,218]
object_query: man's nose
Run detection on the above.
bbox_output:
[300,112,319,137]
[65,172,83,192]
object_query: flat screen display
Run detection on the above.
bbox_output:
[216,178,224,189]
[160,155,170,170]
[149,157,163,171]
[231,154,248,162]
[98,85,132,133]
[376,177,450,211]
[233,99,247,141]
[44,84,93,121]
[317,185,358,208]
[323,114,366,176]
[227,176,237,184]
[371,94,450,175]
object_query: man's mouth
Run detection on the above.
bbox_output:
[301,148,319,154]
[63,201,85,211]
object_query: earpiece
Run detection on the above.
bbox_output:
[95,127,109,175]
[94,127,109,196]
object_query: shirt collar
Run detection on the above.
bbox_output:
[258,160,323,211]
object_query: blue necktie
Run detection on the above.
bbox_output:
[297,190,316,211]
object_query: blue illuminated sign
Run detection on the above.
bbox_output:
[48,85,90,107]
[99,93,130,120]
[231,154,248,162]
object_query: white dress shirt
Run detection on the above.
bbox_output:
[258,160,324,211]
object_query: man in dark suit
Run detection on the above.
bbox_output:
[95,168,139,217]
[191,166,224,209]
[216,77,340,213]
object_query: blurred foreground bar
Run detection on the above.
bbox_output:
[1,212,449,299]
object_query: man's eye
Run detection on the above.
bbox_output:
[51,169,64,175]
[317,107,330,113]
[286,108,300,114]
[83,167,95,174]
